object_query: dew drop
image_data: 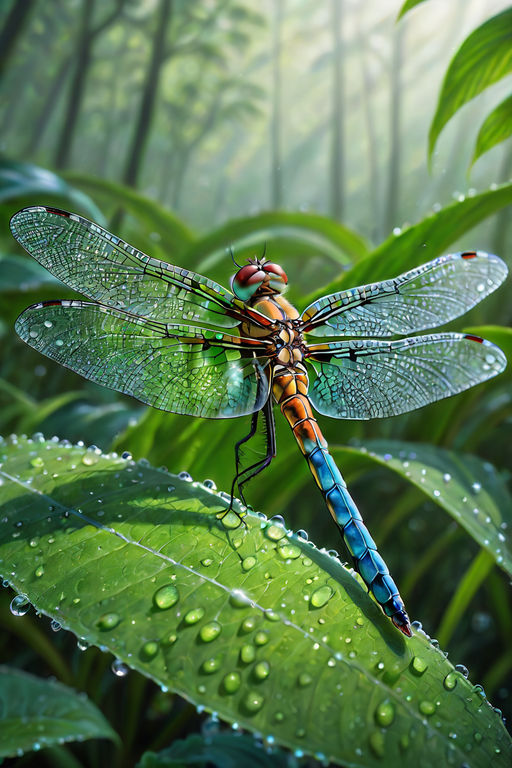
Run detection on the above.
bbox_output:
[153,584,179,610]
[277,542,301,559]
[201,557,213,567]
[410,656,428,676]
[472,482,481,493]
[240,644,256,663]
[369,730,385,758]
[254,630,270,646]
[28,538,38,548]
[140,640,159,660]
[443,672,457,690]
[375,699,395,727]
[455,664,469,678]
[184,607,205,625]
[34,565,44,578]
[443,473,451,483]
[30,457,44,468]
[310,584,334,608]
[253,661,270,680]
[302,557,313,567]
[265,524,286,541]
[297,529,308,540]
[81,453,98,466]
[50,619,61,632]
[178,471,192,481]
[264,610,280,622]
[219,511,242,529]
[10,594,30,616]
[229,590,251,608]
[241,616,257,633]
[111,659,128,677]
[202,656,221,674]
[203,478,217,490]
[97,612,121,631]
[419,700,435,716]
[243,690,264,713]
[77,638,89,651]
[199,621,221,642]
[223,671,241,693]
[298,672,312,687]
[242,556,257,571]
[121,451,132,460]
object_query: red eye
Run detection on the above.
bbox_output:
[263,262,288,283]
[234,265,260,285]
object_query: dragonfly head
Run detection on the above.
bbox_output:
[231,256,288,301]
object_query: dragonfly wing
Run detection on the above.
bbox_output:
[10,206,272,330]
[301,252,508,337]
[15,301,270,419]
[306,333,506,419]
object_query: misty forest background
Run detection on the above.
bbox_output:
[0,0,511,765]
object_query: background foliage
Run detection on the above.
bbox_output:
[0,0,511,766]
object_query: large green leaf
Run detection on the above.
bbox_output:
[0,435,511,767]
[304,183,512,302]
[182,211,369,273]
[331,440,512,578]
[0,666,118,758]
[62,173,194,256]
[0,160,104,223]
[137,732,289,768]
[429,9,512,158]
[471,94,512,167]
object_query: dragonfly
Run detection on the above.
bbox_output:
[11,206,508,637]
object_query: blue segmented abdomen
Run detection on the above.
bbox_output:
[309,447,405,615]
[277,388,412,636]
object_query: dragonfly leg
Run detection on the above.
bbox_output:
[215,410,261,527]
[235,399,276,504]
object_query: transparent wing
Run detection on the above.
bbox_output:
[15,301,270,419]
[306,333,506,419]
[301,252,508,337]
[10,206,273,330]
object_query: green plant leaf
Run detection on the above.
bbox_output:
[137,732,289,768]
[0,253,62,293]
[429,9,512,158]
[304,183,512,302]
[0,435,511,767]
[0,160,105,223]
[471,94,512,167]
[0,666,118,758]
[63,173,194,256]
[396,0,428,21]
[332,440,512,578]
[184,211,369,273]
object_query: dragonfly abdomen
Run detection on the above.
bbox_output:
[274,372,412,636]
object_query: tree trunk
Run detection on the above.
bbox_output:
[121,0,173,188]
[330,0,344,221]
[54,0,95,169]
[357,19,380,242]
[270,0,284,208]
[384,23,404,235]
[25,54,73,156]
[0,0,36,80]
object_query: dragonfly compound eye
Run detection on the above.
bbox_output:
[263,262,288,293]
[232,264,266,300]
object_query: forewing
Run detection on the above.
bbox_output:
[15,301,270,419]
[307,333,506,419]
[301,252,508,337]
[10,206,272,330]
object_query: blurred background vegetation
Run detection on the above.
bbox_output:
[0,0,511,766]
